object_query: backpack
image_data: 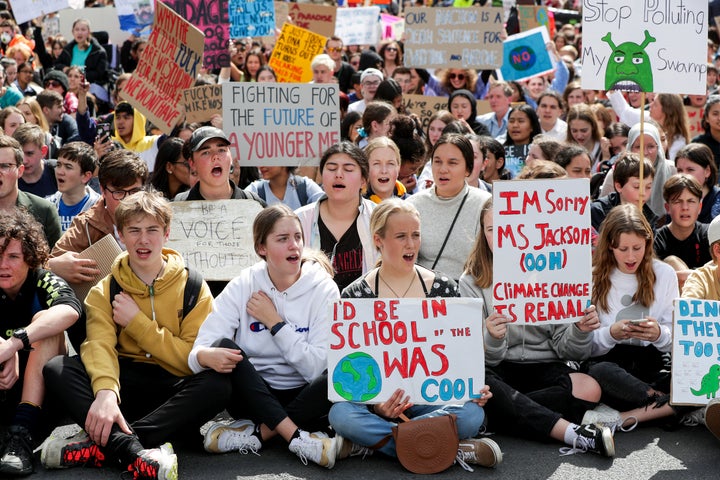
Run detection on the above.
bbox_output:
[109,267,203,321]
[257,175,309,206]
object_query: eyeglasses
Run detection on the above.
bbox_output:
[44,80,61,88]
[327,47,342,53]
[104,186,143,200]
[449,73,466,81]
[0,163,18,173]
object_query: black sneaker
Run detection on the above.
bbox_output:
[563,424,615,457]
[0,425,34,476]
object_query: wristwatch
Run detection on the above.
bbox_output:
[12,328,32,351]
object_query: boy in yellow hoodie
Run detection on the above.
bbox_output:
[113,102,164,173]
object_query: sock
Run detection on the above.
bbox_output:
[290,428,302,441]
[252,424,264,445]
[12,402,41,434]
[563,423,580,445]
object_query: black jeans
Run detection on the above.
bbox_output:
[217,338,332,433]
[43,355,230,466]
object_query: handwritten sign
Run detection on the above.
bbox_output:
[517,5,550,32]
[581,0,707,95]
[499,27,554,83]
[686,105,704,137]
[328,298,485,405]
[334,6,380,47]
[503,144,529,179]
[287,3,337,39]
[672,299,720,406]
[182,84,222,123]
[493,179,592,325]
[229,0,275,38]
[403,6,504,69]
[12,0,68,24]
[58,6,125,45]
[116,0,155,36]
[403,95,448,131]
[168,200,262,281]
[223,82,340,167]
[381,13,404,40]
[120,1,204,135]
[269,23,326,83]
[166,0,229,69]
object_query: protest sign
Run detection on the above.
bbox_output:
[11,0,68,25]
[499,27,554,83]
[335,7,380,47]
[166,0,229,69]
[671,299,720,406]
[328,298,485,405]
[168,200,262,281]
[403,6,503,70]
[403,95,448,131]
[120,1,204,134]
[287,3,337,39]
[685,106,704,138]
[229,0,275,38]
[517,5,551,33]
[492,178,592,325]
[58,7,125,45]
[503,144,529,179]
[223,82,339,167]
[182,84,222,123]
[269,23,326,83]
[381,13,404,40]
[581,0,707,95]
[116,0,154,36]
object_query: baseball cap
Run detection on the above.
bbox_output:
[188,126,230,152]
[361,68,383,84]
[709,215,720,245]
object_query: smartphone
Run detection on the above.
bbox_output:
[96,123,112,142]
[629,319,647,325]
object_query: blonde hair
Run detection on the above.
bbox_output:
[370,199,420,266]
[463,200,493,288]
[592,204,656,312]
[17,97,49,132]
[115,189,172,232]
[364,137,401,165]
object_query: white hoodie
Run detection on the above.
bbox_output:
[188,260,339,389]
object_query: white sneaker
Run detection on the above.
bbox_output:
[203,419,261,454]
[288,430,341,469]
[582,404,637,433]
[131,443,178,480]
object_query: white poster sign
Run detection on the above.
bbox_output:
[334,7,380,47]
[11,0,69,25]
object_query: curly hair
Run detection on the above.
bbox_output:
[439,69,477,95]
[0,208,49,270]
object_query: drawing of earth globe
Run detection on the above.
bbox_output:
[332,352,382,402]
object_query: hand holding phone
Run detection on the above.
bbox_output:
[96,123,111,143]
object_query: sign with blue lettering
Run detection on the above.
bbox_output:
[499,26,554,82]
[229,0,275,38]
[328,298,485,405]
[672,299,720,405]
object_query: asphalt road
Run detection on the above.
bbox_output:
[26,421,719,480]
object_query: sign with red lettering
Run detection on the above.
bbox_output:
[120,0,204,135]
[328,298,484,405]
[493,179,592,325]
[269,23,326,83]
[166,0,229,70]
[286,2,337,39]
[222,82,340,167]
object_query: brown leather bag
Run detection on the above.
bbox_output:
[392,414,459,474]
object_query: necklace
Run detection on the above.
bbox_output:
[130,260,166,297]
[378,270,416,298]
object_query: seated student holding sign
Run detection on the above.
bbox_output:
[188,205,341,468]
[330,199,501,470]
[459,200,614,457]
[583,204,679,430]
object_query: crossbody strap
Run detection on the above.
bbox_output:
[431,191,469,270]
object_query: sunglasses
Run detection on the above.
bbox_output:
[45,80,62,88]
[327,47,342,53]
[386,47,398,52]
[449,73,465,81]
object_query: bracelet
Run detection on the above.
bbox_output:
[270,321,286,336]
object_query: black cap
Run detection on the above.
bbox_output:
[188,126,230,152]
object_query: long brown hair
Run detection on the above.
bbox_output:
[463,200,493,288]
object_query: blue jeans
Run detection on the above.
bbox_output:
[329,401,484,458]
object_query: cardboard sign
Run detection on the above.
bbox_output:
[517,5,550,32]
[403,94,448,131]
[287,3,337,39]
[499,27,554,83]
[269,23,326,83]
[166,0,230,69]
[581,0,707,95]
[229,0,275,38]
[182,84,222,123]
[334,6,380,46]
[686,105,704,138]
[116,0,155,36]
[223,82,340,167]
[120,0,204,135]
[403,6,504,69]
[493,179,592,325]
[671,299,720,406]
[328,298,485,405]
[11,0,68,25]
[168,200,262,281]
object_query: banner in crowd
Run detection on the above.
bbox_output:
[168,200,262,281]
[671,299,720,406]
[403,6,504,70]
[182,84,222,123]
[286,3,337,39]
[269,23,326,83]
[120,1,204,134]
[222,82,340,167]
[581,0,707,94]
[334,6,380,46]
[58,7,125,45]
[116,0,154,36]
[499,27,554,82]
[328,298,485,405]
[493,178,592,325]
[12,0,68,25]
[229,0,275,38]
[166,0,229,69]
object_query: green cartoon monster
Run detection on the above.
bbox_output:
[601,30,656,92]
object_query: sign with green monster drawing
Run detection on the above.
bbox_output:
[581,0,706,95]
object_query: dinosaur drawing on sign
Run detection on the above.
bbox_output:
[691,364,720,399]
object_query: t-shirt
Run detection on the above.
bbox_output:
[18,165,58,198]
[319,214,363,292]
[58,193,91,232]
[653,222,710,269]
[72,44,91,67]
